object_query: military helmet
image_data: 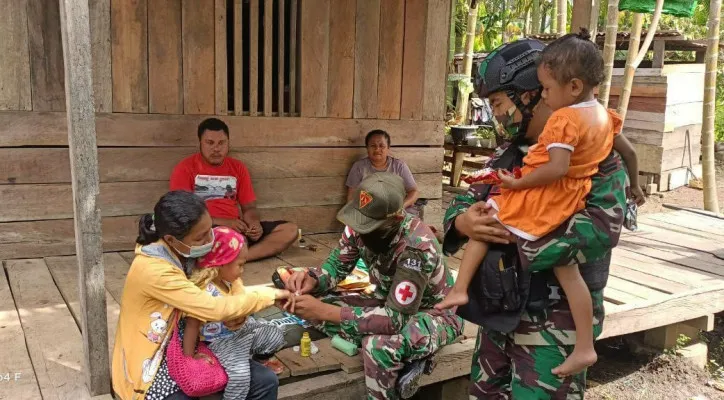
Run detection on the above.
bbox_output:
[476,38,545,98]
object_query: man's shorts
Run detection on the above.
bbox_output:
[248,220,289,245]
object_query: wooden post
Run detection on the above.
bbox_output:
[571,0,593,33]
[652,40,665,68]
[451,149,466,187]
[58,0,110,396]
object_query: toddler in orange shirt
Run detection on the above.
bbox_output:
[437,29,645,377]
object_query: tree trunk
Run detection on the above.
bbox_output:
[454,0,479,123]
[524,7,531,35]
[597,0,620,107]
[551,0,558,32]
[702,0,721,212]
[532,0,541,33]
[541,9,548,33]
[616,13,643,120]
[557,0,567,34]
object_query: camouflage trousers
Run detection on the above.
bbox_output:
[469,327,586,399]
[519,153,629,273]
[313,294,464,400]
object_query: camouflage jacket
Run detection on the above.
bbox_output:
[311,214,456,336]
[442,143,611,346]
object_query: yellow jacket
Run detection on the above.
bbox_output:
[111,241,276,399]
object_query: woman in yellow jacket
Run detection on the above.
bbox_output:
[112,191,292,400]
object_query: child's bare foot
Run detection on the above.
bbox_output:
[551,348,597,377]
[434,290,469,310]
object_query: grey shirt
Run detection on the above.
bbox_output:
[346,156,417,190]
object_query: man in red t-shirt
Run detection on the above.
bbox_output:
[170,118,298,261]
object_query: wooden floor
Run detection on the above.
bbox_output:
[2,208,724,399]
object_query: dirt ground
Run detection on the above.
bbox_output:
[585,159,724,400]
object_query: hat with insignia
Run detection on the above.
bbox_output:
[337,172,406,234]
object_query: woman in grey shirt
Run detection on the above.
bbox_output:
[345,130,420,214]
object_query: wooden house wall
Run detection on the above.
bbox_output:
[0,0,451,260]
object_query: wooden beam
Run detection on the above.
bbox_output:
[90,0,112,112]
[264,0,273,116]
[234,0,244,114]
[400,0,427,120]
[0,0,31,111]
[299,0,330,117]
[182,0,215,114]
[652,40,665,68]
[353,0,381,118]
[327,0,356,118]
[27,0,66,111]
[58,0,110,394]
[148,0,184,114]
[249,0,260,116]
[377,0,404,119]
[290,0,298,114]
[110,0,148,113]
[0,112,445,147]
[278,0,286,115]
[422,0,451,121]
[215,0,228,115]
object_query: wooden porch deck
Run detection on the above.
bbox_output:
[2,208,724,399]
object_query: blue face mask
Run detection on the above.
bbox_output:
[172,229,215,259]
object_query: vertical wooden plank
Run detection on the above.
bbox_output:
[148,0,183,114]
[215,0,228,115]
[249,0,259,116]
[377,0,405,119]
[422,0,450,121]
[90,0,112,112]
[400,0,427,120]
[111,0,149,113]
[652,40,665,68]
[353,0,381,119]
[264,0,273,116]
[327,0,356,118]
[289,0,298,114]
[28,0,66,111]
[234,0,244,114]
[182,0,215,114]
[299,0,330,117]
[278,0,285,115]
[0,0,31,111]
[59,0,110,393]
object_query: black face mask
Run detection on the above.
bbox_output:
[360,221,401,254]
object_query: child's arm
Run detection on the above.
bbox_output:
[183,317,201,357]
[613,134,646,205]
[500,148,571,190]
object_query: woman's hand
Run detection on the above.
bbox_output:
[193,352,214,365]
[456,202,513,244]
[285,271,318,295]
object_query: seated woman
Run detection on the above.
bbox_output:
[346,129,422,215]
[111,190,292,400]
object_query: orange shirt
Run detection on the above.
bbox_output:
[491,100,622,240]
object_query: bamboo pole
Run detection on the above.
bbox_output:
[557,0,567,34]
[454,0,479,123]
[551,0,558,32]
[702,0,721,213]
[532,0,541,34]
[616,0,663,120]
[597,0,620,107]
[616,13,643,120]
[589,0,601,38]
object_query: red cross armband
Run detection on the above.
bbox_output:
[386,250,428,315]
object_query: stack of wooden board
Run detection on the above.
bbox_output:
[608,63,704,191]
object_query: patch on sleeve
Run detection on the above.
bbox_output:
[394,280,418,305]
[401,257,422,272]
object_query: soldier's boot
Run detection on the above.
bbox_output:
[396,356,436,399]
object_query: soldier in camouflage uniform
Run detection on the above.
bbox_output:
[285,172,463,400]
[442,39,631,399]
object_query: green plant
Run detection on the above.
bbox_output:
[475,126,497,139]
[664,334,693,356]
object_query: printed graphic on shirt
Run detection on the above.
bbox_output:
[146,312,167,344]
[194,175,237,201]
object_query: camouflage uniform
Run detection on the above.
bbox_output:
[443,143,629,399]
[309,214,464,400]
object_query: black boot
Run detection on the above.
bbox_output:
[396,357,436,399]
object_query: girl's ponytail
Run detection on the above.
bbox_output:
[136,213,160,245]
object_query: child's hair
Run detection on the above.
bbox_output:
[537,28,604,88]
[189,267,220,289]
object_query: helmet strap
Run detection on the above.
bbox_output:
[507,89,541,144]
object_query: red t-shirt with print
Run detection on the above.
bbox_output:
[169,153,256,219]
